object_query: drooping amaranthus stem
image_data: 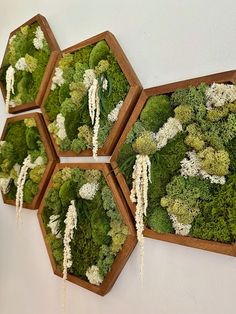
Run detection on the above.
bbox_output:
[130,154,151,283]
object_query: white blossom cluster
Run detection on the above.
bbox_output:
[83,69,96,89]
[63,200,77,281]
[88,78,100,158]
[15,57,28,71]
[154,117,183,150]
[170,214,192,236]
[86,265,103,286]
[108,100,124,123]
[16,155,36,223]
[130,154,151,282]
[48,215,61,238]
[0,176,11,194]
[51,67,65,90]
[79,182,99,200]
[102,78,108,91]
[206,83,236,110]
[55,113,67,140]
[33,26,45,50]
[5,65,15,112]
[180,151,225,185]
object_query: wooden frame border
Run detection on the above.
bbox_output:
[0,14,60,114]
[1,112,59,209]
[41,31,142,157]
[111,69,236,256]
[37,163,137,296]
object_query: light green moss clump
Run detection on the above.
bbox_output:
[132,131,157,155]
[198,147,230,176]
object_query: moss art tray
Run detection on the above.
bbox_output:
[41,31,141,158]
[0,112,58,209]
[111,70,236,256]
[37,163,136,295]
[0,14,60,114]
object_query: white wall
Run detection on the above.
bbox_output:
[0,1,236,313]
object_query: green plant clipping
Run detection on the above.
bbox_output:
[0,118,48,204]
[45,40,129,155]
[117,82,236,243]
[0,22,51,109]
[42,167,128,286]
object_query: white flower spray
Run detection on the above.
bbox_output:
[16,155,35,224]
[5,65,15,112]
[63,200,77,281]
[62,200,77,313]
[33,26,45,50]
[206,83,236,110]
[130,155,151,284]
[88,78,100,158]
[51,67,65,90]
[108,100,124,123]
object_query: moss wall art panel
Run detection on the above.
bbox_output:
[0,14,60,114]
[41,31,141,158]
[0,112,58,210]
[111,70,236,256]
[37,163,136,295]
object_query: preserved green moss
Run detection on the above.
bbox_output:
[140,95,172,132]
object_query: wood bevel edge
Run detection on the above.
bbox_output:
[144,69,236,97]
[111,89,148,161]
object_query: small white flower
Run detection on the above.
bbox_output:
[5,65,15,112]
[0,176,11,194]
[33,26,45,50]
[180,151,225,185]
[154,117,182,150]
[15,57,28,71]
[170,214,191,236]
[48,215,61,238]
[55,113,67,140]
[86,265,103,286]
[79,182,99,200]
[51,67,65,90]
[108,100,124,123]
[102,78,108,91]
[206,83,236,110]
[83,69,96,89]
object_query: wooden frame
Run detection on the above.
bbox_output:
[37,163,137,296]
[41,31,142,157]
[0,14,60,114]
[1,112,59,209]
[111,69,236,256]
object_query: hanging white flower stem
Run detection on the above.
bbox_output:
[130,155,151,284]
[63,200,77,281]
[5,65,15,112]
[16,155,35,224]
[88,78,100,159]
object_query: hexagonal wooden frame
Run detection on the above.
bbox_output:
[111,69,236,257]
[0,14,60,114]
[1,112,58,209]
[37,163,137,296]
[41,31,142,157]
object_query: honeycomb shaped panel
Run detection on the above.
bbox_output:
[37,163,136,295]
[0,112,58,209]
[0,14,60,113]
[41,31,141,157]
[111,70,236,256]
